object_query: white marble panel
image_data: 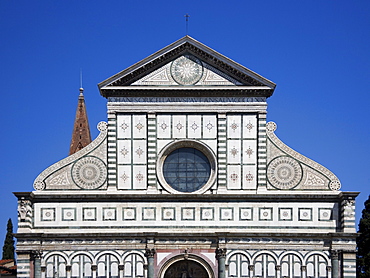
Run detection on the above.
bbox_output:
[242,115,257,138]
[117,140,131,164]
[242,139,257,164]
[132,140,147,164]
[227,165,241,189]
[202,115,217,139]
[187,115,202,138]
[157,115,171,138]
[132,115,147,138]
[133,165,147,190]
[200,139,217,154]
[117,115,131,139]
[227,115,242,138]
[157,140,172,154]
[172,115,186,138]
[227,140,241,164]
[242,165,257,190]
[118,165,132,189]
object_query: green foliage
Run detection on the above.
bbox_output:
[357,195,370,278]
[2,218,14,260]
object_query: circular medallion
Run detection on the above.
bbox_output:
[71,156,107,189]
[266,121,277,132]
[170,55,203,85]
[97,121,108,132]
[329,180,341,191]
[267,156,303,189]
[33,180,46,191]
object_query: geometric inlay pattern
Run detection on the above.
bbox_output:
[267,156,303,190]
[71,156,107,189]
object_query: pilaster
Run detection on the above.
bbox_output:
[257,112,267,191]
[107,111,118,190]
[217,113,227,192]
[147,112,158,192]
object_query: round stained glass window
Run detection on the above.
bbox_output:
[163,148,211,193]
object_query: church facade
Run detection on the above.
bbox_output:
[15,36,358,278]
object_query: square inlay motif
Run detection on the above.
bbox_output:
[259,208,273,221]
[162,207,175,221]
[123,208,136,220]
[279,208,293,221]
[201,208,214,220]
[103,208,116,221]
[319,208,332,221]
[83,208,96,221]
[181,207,195,220]
[239,208,253,221]
[143,207,156,221]
[220,208,234,221]
[62,208,76,221]
[41,208,55,221]
[299,208,312,221]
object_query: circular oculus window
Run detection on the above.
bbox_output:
[157,140,216,194]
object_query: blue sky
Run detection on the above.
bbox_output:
[0,0,369,247]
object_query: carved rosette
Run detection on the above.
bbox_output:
[71,156,107,189]
[33,180,46,191]
[267,156,303,189]
[170,55,204,85]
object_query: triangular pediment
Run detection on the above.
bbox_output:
[98,36,276,98]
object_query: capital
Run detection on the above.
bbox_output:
[145,248,156,258]
[216,248,227,259]
[331,249,340,260]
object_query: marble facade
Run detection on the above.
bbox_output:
[15,36,358,278]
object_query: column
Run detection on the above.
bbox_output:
[301,265,307,278]
[275,265,281,278]
[33,250,42,278]
[145,248,156,278]
[248,265,254,278]
[216,248,227,278]
[91,265,97,278]
[66,265,71,278]
[41,266,46,278]
[119,265,125,278]
[331,250,339,278]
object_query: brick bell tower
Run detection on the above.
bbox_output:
[69,87,92,155]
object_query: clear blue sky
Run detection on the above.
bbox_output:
[0,0,369,249]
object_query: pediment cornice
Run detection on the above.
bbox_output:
[99,36,276,98]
